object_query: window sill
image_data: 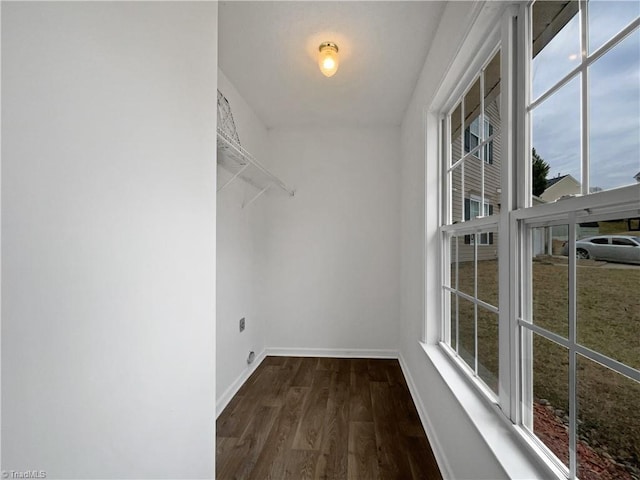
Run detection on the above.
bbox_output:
[420,341,565,480]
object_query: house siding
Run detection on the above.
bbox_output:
[450,98,501,263]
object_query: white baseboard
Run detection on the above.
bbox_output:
[265,347,398,359]
[216,349,266,418]
[398,352,454,480]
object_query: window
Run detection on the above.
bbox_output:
[611,237,636,247]
[465,197,494,245]
[589,237,608,244]
[465,117,494,164]
[443,48,502,396]
[523,3,640,477]
[438,2,640,479]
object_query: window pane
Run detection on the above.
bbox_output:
[577,355,640,479]
[477,306,498,394]
[458,296,475,369]
[449,235,458,290]
[532,76,581,201]
[532,225,569,338]
[483,128,501,205]
[576,219,640,370]
[451,292,458,352]
[483,51,502,209]
[464,78,481,147]
[451,164,463,224]
[484,50,501,168]
[477,234,499,308]
[451,101,462,163]
[589,0,640,54]
[531,0,580,101]
[532,332,569,468]
[457,237,475,297]
[484,50,501,117]
[589,29,640,192]
[463,78,482,162]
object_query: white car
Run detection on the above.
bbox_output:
[561,235,640,264]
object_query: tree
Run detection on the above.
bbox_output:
[532,148,550,197]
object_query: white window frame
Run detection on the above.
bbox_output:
[517,2,640,477]
[440,27,505,402]
[434,2,640,479]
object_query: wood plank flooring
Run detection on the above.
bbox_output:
[216,356,442,480]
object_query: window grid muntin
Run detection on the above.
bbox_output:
[518,205,640,477]
[528,2,640,196]
[510,3,638,477]
[443,225,500,396]
[449,128,501,173]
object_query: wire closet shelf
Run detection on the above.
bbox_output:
[216,91,295,207]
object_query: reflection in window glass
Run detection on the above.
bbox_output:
[577,355,640,479]
[576,218,640,370]
[450,235,458,290]
[457,238,475,297]
[589,29,640,193]
[589,0,640,54]
[458,297,475,369]
[477,235,499,308]
[531,0,580,101]
[532,76,581,200]
[451,293,458,352]
[451,164,463,225]
[451,101,462,162]
[532,225,569,339]
[464,78,481,141]
[477,307,498,394]
[532,333,569,468]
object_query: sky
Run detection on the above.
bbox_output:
[531,0,640,192]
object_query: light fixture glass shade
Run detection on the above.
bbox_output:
[318,42,339,77]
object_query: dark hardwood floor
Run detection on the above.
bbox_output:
[216,356,442,480]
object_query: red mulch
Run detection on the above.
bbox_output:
[533,402,633,480]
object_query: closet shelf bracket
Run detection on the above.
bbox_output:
[216,127,295,201]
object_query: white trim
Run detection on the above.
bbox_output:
[568,212,578,477]
[398,352,454,480]
[264,347,398,359]
[441,213,499,233]
[215,349,266,418]
[421,342,565,480]
[428,0,492,114]
[512,184,640,221]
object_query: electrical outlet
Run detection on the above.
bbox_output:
[239,317,245,332]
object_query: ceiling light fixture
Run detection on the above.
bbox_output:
[318,42,339,77]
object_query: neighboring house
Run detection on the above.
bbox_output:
[532,192,599,256]
[540,174,581,202]
[451,94,501,262]
[634,171,640,182]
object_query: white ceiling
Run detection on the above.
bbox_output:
[218,1,447,128]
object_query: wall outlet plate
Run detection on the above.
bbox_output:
[239,317,245,332]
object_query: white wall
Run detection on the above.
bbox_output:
[1,3,217,478]
[399,2,508,479]
[216,69,270,410]
[262,127,400,354]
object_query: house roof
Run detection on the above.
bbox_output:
[634,171,640,180]
[546,174,570,189]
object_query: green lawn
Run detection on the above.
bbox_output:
[453,258,640,465]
